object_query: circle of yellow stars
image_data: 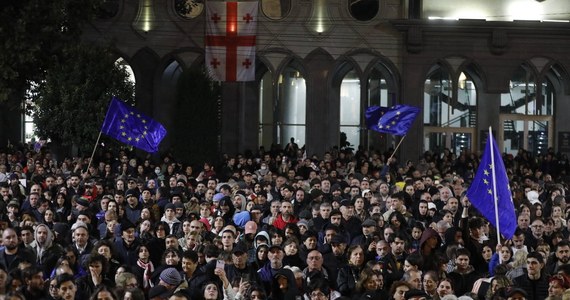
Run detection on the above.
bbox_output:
[378,106,402,130]
[119,111,149,143]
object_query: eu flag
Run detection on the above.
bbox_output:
[466,134,516,239]
[101,97,167,153]
[365,105,420,136]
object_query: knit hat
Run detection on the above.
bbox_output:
[159,267,181,286]
[75,197,90,207]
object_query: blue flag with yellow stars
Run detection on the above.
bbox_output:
[365,104,420,136]
[101,97,167,153]
[466,134,516,239]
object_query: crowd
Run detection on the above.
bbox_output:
[0,142,569,300]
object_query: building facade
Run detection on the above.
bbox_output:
[82,0,570,161]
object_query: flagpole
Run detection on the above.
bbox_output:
[387,135,407,162]
[488,126,501,246]
[85,131,102,177]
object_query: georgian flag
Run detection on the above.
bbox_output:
[205,1,258,82]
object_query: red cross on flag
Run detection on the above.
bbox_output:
[205,1,258,82]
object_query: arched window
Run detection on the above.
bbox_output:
[258,65,306,149]
[278,66,306,147]
[500,64,553,155]
[423,64,477,154]
[340,70,361,148]
[348,0,379,21]
[261,0,290,20]
[367,63,398,151]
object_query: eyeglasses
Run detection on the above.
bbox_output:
[49,285,58,290]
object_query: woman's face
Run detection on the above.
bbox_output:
[394,285,410,300]
[499,246,511,262]
[349,247,364,266]
[253,247,266,265]
[165,252,180,265]
[204,283,218,300]
[138,246,150,260]
[365,274,379,291]
[183,221,192,233]
[549,280,565,297]
[423,274,437,293]
[44,210,54,222]
[437,280,453,296]
[214,217,224,229]
[140,208,150,220]
[98,245,112,260]
[482,246,493,261]
[284,243,298,256]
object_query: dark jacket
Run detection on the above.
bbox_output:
[0,246,36,272]
[512,272,549,300]
[337,265,363,297]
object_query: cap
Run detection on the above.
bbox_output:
[362,219,376,227]
[71,221,88,232]
[297,220,309,229]
[9,174,18,180]
[330,234,346,244]
[361,189,371,197]
[125,189,139,198]
[340,199,353,207]
[527,190,540,205]
[232,243,247,255]
[121,220,136,231]
[174,202,184,209]
[268,244,283,252]
[159,267,182,286]
[7,200,19,208]
[299,210,312,220]
[245,221,258,234]
[165,203,176,211]
[75,197,90,207]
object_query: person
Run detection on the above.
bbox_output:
[447,248,480,296]
[390,281,413,300]
[337,245,366,296]
[21,266,46,299]
[75,254,115,299]
[512,251,548,299]
[436,278,455,299]
[56,273,78,300]
[0,227,35,272]
[89,285,119,300]
[201,281,222,300]
[30,223,64,276]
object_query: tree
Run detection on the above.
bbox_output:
[30,43,134,154]
[172,66,221,164]
[0,0,101,104]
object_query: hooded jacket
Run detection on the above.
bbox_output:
[30,223,64,275]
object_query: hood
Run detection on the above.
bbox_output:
[419,227,440,250]
[254,231,270,249]
[35,223,54,249]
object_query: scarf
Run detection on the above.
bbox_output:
[137,259,155,288]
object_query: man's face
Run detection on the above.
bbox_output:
[518,215,530,229]
[556,245,570,264]
[331,242,346,256]
[306,251,323,270]
[190,221,203,234]
[36,226,48,245]
[304,237,317,250]
[222,232,235,247]
[122,228,136,244]
[531,220,544,237]
[455,254,470,270]
[3,229,18,250]
[526,257,543,277]
[21,229,34,244]
[29,194,39,207]
[70,176,80,187]
[27,271,44,292]
[181,257,197,275]
[73,228,89,246]
[320,206,331,219]
[142,190,151,201]
[330,214,342,226]
[391,237,405,255]
[166,237,179,249]
[447,198,459,212]
[232,252,247,268]
[324,230,336,243]
[512,234,525,249]
[0,187,8,199]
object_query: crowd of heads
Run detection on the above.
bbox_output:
[0,144,568,300]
